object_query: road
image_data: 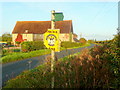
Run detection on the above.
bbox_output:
[2,44,95,87]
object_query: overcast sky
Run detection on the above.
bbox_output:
[0,0,119,41]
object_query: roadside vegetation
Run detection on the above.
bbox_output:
[1,49,51,64]
[3,30,120,88]
[0,33,12,46]
[1,41,90,64]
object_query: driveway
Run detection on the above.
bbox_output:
[2,44,95,87]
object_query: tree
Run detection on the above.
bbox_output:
[2,33,12,45]
[79,38,87,44]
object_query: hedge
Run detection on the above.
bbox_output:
[3,47,117,88]
[21,41,46,52]
[1,42,90,64]
[61,41,82,48]
[21,41,83,52]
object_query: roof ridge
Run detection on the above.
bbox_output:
[13,20,73,34]
[17,21,50,22]
[17,20,72,22]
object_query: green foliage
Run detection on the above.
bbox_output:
[61,41,82,48]
[2,42,90,63]
[2,33,12,42]
[95,40,112,44]
[3,48,117,88]
[103,35,120,88]
[1,49,51,64]
[2,49,10,57]
[13,49,20,52]
[15,41,21,44]
[79,38,87,44]
[87,40,94,44]
[91,30,120,88]
[2,49,20,57]
[21,41,46,52]
[0,36,2,41]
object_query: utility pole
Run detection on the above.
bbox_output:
[51,10,55,88]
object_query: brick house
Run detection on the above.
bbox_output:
[12,20,78,44]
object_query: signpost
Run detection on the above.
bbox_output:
[44,10,63,88]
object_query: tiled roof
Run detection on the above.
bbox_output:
[12,20,73,34]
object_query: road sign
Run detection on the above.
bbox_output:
[44,29,60,52]
[53,12,64,21]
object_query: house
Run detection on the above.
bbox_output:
[12,20,78,44]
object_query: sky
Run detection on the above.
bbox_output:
[0,0,119,41]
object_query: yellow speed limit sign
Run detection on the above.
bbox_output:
[44,29,60,52]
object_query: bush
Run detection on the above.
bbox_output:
[15,41,21,44]
[61,41,82,48]
[12,49,20,52]
[21,41,46,52]
[7,41,11,45]
[2,49,9,57]
[2,49,20,57]
[79,38,87,44]
[87,40,94,44]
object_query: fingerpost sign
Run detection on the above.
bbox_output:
[43,10,63,88]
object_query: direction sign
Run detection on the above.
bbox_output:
[44,29,60,52]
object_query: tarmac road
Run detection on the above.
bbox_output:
[2,44,95,87]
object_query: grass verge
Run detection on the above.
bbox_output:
[1,43,91,64]
[1,49,51,64]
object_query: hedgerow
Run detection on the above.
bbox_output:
[61,41,82,48]
[3,45,119,88]
[21,41,83,52]
[1,42,90,64]
[21,41,46,52]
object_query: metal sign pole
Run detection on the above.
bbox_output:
[51,10,55,88]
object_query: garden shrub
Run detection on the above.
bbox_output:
[21,41,46,52]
